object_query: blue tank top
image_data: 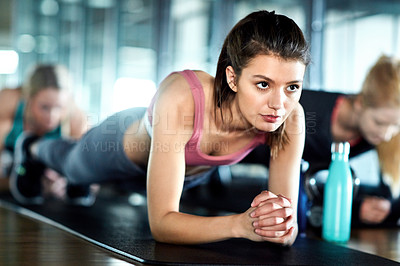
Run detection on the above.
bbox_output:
[4,101,62,151]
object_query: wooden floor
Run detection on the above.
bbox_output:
[0,206,143,265]
[344,228,400,262]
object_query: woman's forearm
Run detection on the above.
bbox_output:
[149,211,244,244]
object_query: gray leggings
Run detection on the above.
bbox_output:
[36,107,215,191]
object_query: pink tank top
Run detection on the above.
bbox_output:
[145,70,266,166]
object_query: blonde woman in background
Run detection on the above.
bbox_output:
[0,64,92,204]
[337,55,400,225]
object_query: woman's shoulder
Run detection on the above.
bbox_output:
[293,101,305,115]
[193,70,214,82]
[161,70,213,88]
[66,102,88,139]
[0,88,22,119]
[193,70,214,88]
[158,71,192,100]
[158,70,213,103]
[285,102,305,134]
[192,70,215,101]
[287,102,305,119]
[154,71,196,118]
[0,87,22,99]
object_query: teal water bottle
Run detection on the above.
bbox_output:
[322,142,353,243]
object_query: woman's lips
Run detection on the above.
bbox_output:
[261,114,281,123]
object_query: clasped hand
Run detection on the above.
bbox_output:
[241,190,297,246]
[359,196,391,224]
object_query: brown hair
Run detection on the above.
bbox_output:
[213,10,310,158]
[22,64,72,99]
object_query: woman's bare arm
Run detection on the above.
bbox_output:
[251,103,306,245]
[0,89,20,151]
[268,103,305,211]
[146,74,262,244]
[0,89,20,179]
[67,101,89,139]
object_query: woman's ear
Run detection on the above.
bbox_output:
[225,66,237,92]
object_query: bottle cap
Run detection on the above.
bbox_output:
[331,142,350,155]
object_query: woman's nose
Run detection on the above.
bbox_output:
[268,88,284,110]
[48,109,60,124]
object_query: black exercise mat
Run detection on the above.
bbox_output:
[0,189,398,265]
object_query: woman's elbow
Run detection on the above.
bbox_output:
[149,224,167,242]
[148,215,176,244]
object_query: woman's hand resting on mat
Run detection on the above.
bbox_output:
[245,190,297,246]
[42,169,100,201]
[42,169,67,200]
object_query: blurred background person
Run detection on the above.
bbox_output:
[0,64,89,202]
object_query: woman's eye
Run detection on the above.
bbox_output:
[373,118,385,126]
[41,105,50,111]
[256,81,269,90]
[287,84,299,92]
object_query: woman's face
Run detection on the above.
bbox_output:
[29,87,69,133]
[358,106,400,145]
[232,54,305,132]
